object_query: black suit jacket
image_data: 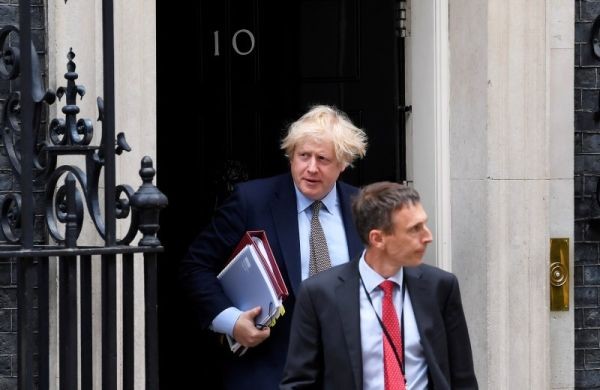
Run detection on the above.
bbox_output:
[179,173,364,389]
[280,260,478,390]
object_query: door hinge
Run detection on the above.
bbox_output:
[395,0,409,38]
[401,105,412,115]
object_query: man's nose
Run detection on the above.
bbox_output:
[307,157,318,171]
[423,226,433,243]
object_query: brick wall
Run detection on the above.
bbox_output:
[0,0,47,388]
[576,0,600,387]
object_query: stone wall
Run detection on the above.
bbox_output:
[0,0,48,387]
[575,0,600,387]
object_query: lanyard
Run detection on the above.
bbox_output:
[359,274,406,376]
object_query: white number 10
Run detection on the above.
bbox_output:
[213,29,255,56]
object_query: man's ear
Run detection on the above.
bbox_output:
[338,159,349,172]
[368,229,385,249]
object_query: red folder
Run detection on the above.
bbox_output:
[228,231,289,301]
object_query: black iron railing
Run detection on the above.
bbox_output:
[0,1,167,389]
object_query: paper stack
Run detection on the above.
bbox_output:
[217,231,288,355]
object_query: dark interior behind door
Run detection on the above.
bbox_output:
[157,0,404,387]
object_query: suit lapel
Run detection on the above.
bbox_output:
[335,262,363,390]
[272,179,360,296]
[271,175,302,295]
[337,183,363,257]
[404,266,445,388]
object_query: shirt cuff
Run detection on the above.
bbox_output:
[210,307,243,336]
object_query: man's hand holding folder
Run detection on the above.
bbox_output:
[232,306,271,347]
[217,231,289,355]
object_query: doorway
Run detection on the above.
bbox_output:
[156,0,405,387]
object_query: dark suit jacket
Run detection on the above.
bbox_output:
[179,173,363,390]
[280,260,478,390]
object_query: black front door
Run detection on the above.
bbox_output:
[157,0,404,387]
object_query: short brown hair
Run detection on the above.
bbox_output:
[352,182,421,245]
[280,105,367,168]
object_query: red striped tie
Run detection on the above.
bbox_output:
[380,280,406,390]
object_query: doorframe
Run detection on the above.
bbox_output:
[406,0,451,269]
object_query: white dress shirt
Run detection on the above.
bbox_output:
[359,253,428,390]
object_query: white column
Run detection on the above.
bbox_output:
[447,0,490,384]
[407,0,452,269]
[487,1,551,388]
[447,0,574,388]
[548,0,575,388]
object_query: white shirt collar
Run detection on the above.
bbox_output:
[358,250,404,293]
[294,183,338,215]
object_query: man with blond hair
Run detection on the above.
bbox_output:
[180,105,368,389]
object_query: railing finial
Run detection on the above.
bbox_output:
[131,157,167,247]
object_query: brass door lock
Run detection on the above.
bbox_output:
[550,238,569,311]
